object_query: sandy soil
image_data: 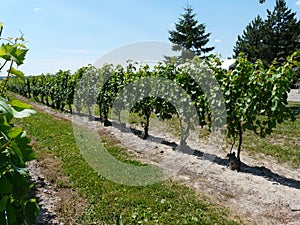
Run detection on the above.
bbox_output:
[18,91,300,225]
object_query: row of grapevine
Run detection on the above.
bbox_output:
[8,61,209,143]
[8,52,299,170]
[9,70,78,113]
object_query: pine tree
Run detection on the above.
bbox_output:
[233,16,265,63]
[234,0,300,65]
[264,0,300,64]
[168,5,214,60]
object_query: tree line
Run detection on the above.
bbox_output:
[168,0,300,85]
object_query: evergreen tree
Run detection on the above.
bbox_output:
[233,16,265,63]
[264,0,300,64]
[234,0,300,65]
[169,5,214,60]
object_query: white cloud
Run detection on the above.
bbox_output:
[60,49,89,54]
[215,39,222,43]
[33,7,44,12]
[296,0,300,6]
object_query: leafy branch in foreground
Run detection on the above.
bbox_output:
[0,22,39,225]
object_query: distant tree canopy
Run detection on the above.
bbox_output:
[234,0,300,67]
[168,5,214,62]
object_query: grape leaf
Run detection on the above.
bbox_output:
[0,196,8,212]
[10,99,32,110]
[0,99,14,122]
[8,67,24,78]
[0,177,13,194]
[0,44,28,66]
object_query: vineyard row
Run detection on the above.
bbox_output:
[8,53,299,162]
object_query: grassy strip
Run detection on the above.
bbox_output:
[15,108,242,224]
[243,102,300,168]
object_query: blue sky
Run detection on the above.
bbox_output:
[1,0,300,75]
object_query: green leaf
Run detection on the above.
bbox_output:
[25,199,39,225]
[14,43,26,49]
[0,44,28,66]
[0,44,14,61]
[10,142,25,166]
[0,99,14,122]
[8,67,24,78]
[191,216,199,222]
[9,99,32,110]
[292,59,300,67]
[0,177,13,194]
[6,204,17,224]
[117,214,123,225]
[0,196,8,212]
[7,127,23,139]
[15,131,36,162]
[12,165,28,176]
[12,47,28,66]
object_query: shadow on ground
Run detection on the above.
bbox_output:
[73,112,300,191]
[28,175,58,225]
[127,125,300,191]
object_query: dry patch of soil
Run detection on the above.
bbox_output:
[27,153,87,224]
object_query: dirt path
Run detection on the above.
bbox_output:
[102,120,300,225]
[17,93,300,225]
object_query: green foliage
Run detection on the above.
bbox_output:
[75,65,103,116]
[239,102,300,168]
[0,43,28,67]
[8,50,299,167]
[168,5,214,61]
[233,16,265,63]
[264,0,300,67]
[0,22,39,225]
[234,0,300,66]
[210,52,298,163]
[0,99,38,225]
[0,27,28,96]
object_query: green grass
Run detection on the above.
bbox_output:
[15,109,242,224]
[242,102,300,168]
